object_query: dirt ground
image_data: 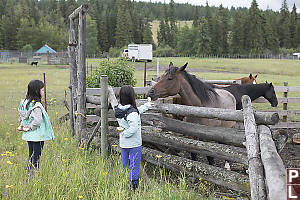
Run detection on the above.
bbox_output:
[280,142,300,168]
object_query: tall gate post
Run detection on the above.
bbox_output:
[100,76,108,158]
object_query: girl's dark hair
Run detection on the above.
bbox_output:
[119,85,138,111]
[25,80,44,109]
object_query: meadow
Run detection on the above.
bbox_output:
[1,57,300,199]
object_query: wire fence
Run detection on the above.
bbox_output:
[0,50,69,64]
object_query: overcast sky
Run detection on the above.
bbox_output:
[137,0,300,12]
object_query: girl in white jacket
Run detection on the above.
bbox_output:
[114,85,152,191]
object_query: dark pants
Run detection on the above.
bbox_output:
[120,146,142,181]
[27,141,44,169]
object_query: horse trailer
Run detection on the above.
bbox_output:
[122,44,152,62]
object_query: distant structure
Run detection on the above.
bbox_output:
[35,44,56,54]
[293,53,300,59]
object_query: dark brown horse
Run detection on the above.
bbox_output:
[147,62,236,128]
[234,74,258,85]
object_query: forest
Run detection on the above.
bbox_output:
[0,0,299,56]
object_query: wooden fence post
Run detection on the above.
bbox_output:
[258,125,287,200]
[68,18,77,136]
[283,82,288,122]
[77,9,87,141]
[100,75,108,158]
[242,95,266,200]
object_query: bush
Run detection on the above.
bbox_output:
[108,46,126,58]
[86,58,136,88]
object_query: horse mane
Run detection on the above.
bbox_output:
[165,67,219,104]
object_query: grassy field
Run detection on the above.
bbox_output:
[0,62,209,199]
[1,58,300,199]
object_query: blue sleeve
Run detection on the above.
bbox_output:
[138,102,152,114]
[121,112,139,138]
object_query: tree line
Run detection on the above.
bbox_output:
[0,0,299,56]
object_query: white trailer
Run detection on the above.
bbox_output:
[124,44,152,62]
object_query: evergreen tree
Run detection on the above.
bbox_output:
[216,5,229,54]
[157,17,166,46]
[262,12,280,53]
[245,0,264,54]
[278,0,290,48]
[86,14,100,56]
[231,11,244,54]
[195,19,211,55]
[290,4,297,48]
[142,20,153,44]
[169,0,177,48]
[192,6,199,27]
[115,0,134,47]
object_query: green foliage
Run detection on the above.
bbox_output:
[153,45,176,57]
[87,58,136,88]
[108,46,124,58]
[21,44,33,52]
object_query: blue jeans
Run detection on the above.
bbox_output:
[120,146,142,180]
[27,141,44,169]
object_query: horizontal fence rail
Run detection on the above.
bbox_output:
[86,83,300,129]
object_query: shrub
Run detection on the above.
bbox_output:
[86,58,136,88]
[153,45,176,57]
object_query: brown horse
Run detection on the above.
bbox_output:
[147,62,236,128]
[234,73,258,85]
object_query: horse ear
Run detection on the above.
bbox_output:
[169,62,174,67]
[249,74,252,78]
[269,82,273,87]
[255,74,258,78]
[179,63,188,71]
[265,80,268,84]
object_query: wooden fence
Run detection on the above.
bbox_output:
[84,81,287,199]
[86,82,300,129]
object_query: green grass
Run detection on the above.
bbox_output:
[0,62,208,199]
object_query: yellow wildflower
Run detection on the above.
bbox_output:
[64,138,69,141]
[156,155,162,159]
[223,196,234,200]
[199,177,203,181]
[7,161,13,165]
[9,124,14,126]
[78,195,84,199]
[62,159,67,163]
[112,145,117,147]
[56,112,58,115]
[103,172,108,175]
[5,185,13,189]
[79,147,84,150]
[1,153,7,156]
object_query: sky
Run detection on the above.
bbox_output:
[137,0,300,12]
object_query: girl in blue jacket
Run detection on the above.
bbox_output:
[114,85,153,191]
[17,80,55,170]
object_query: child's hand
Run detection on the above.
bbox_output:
[116,127,124,133]
[22,126,30,132]
[17,126,23,131]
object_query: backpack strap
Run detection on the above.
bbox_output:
[124,106,138,120]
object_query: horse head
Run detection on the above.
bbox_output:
[248,73,258,84]
[147,62,188,100]
[264,81,278,107]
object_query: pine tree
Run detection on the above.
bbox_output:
[195,19,211,55]
[169,0,177,48]
[262,11,279,53]
[246,0,264,54]
[205,2,217,54]
[290,4,297,49]
[216,5,229,54]
[143,20,153,44]
[231,11,244,54]
[157,17,166,46]
[115,0,134,47]
[192,6,199,28]
[278,0,290,48]
[86,14,100,56]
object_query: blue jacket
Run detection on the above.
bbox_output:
[115,102,152,148]
[18,99,55,141]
